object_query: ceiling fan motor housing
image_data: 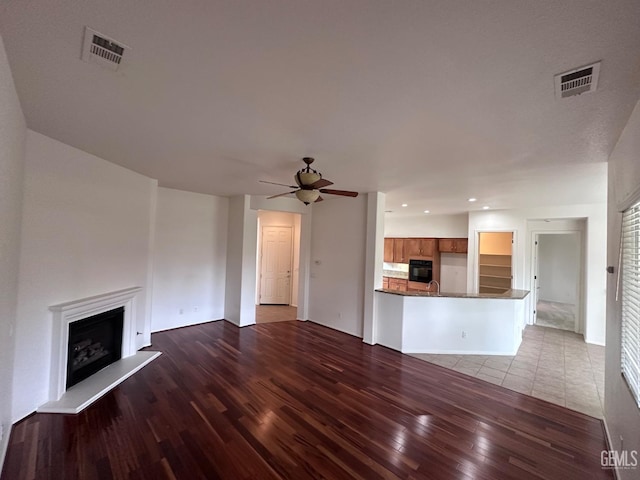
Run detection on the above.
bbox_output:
[295,157,322,188]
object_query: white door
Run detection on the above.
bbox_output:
[260,226,293,304]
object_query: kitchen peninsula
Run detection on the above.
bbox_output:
[375,288,530,356]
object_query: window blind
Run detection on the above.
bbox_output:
[621,200,640,407]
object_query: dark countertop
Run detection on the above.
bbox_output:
[375,289,530,300]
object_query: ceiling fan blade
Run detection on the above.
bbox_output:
[267,191,297,199]
[260,180,298,189]
[318,189,359,197]
[315,196,324,203]
[310,178,333,189]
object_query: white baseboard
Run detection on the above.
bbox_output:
[0,423,12,475]
[602,417,620,479]
[403,349,519,356]
[151,318,221,334]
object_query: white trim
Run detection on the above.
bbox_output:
[151,317,221,333]
[404,349,520,356]
[48,287,142,402]
[602,418,620,480]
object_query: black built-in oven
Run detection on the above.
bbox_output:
[409,259,433,283]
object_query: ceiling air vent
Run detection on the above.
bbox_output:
[554,62,601,99]
[81,27,130,72]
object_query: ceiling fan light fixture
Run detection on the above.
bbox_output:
[295,189,320,205]
[295,171,321,187]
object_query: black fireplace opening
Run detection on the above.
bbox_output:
[66,307,124,389]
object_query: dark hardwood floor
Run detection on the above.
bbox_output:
[2,320,612,479]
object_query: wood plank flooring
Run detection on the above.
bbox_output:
[2,320,613,479]
[256,305,298,324]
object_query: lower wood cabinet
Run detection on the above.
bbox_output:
[408,281,437,292]
[386,277,408,292]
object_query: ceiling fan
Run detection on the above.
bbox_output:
[260,157,359,205]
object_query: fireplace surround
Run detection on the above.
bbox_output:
[38,287,160,414]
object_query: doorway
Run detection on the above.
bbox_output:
[533,233,582,332]
[478,232,513,294]
[255,210,301,323]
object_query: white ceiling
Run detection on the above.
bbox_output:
[1,0,638,215]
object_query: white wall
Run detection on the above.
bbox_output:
[12,131,157,422]
[440,253,467,293]
[292,214,301,307]
[309,195,368,337]
[467,203,607,345]
[384,213,468,238]
[0,33,26,465]
[605,97,640,480]
[537,233,580,304]
[151,188,228,332]
[224,195,257,326]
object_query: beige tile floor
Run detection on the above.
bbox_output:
[410,325,605,418]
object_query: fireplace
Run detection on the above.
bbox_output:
[66,307,124,389]
[40,287,161,414]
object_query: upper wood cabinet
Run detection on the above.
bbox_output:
[384,238,394,263]
[393,238,406,263]
[384,237,440,262]
[439,238,468,254]
[404,238,436,258]
[383,238,407,263]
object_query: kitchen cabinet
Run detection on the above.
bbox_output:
[393,239,406,263]
[439,238,468,254]
[383,238,407,263]
[384,238,394,263]
[382,277,389,289]
[388,277,408,292]
[408,281,437,292]
[404,238,436,257]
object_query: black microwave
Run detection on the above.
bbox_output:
[409,259,433,283]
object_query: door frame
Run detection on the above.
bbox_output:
[258,225,294,305]
[529,229,584,333]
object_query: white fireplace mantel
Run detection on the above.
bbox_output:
[46,287,145,403]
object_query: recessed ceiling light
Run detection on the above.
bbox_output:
[468,198,477,202]
[401,203,408,207]
[424,210,430,214]
[482,206,490,210]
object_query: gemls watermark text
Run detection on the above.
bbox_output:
[601,450,638,470]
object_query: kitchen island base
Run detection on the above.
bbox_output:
[375,289,529,356]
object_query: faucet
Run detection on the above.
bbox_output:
[428,280,440,294]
